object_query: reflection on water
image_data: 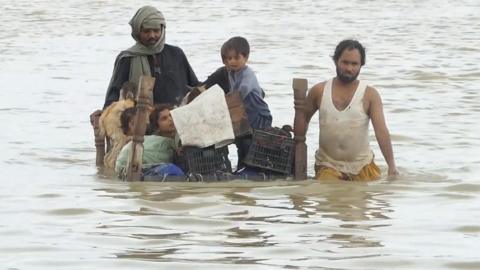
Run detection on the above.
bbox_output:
[1,0,480,269]
[94,181,393,266]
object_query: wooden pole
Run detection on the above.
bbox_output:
[292,78,308,180]
[91,110,105,167]
[125,76,155,181]
[225,91,251,137]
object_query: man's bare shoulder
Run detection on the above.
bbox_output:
[365,85,381,101]
[311,81,327,92]
[304,80,327,117]
[308,81,328,98]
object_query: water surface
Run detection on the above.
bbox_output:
[1,0,479,269]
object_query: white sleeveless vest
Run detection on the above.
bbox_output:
[314,79,374,174]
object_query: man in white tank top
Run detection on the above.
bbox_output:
[303,40,398,180]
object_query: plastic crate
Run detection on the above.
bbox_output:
[244,129,294,174]
[182,145,232,176]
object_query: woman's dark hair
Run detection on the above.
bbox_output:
[221,36,250,61]
[332,39,366,66]
[148,103,174,134]
[120,107,137,135]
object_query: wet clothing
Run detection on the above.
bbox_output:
[104,44,198,109]
[115,135,177,176]
[234,134,253,169]
[203,67,230,94]
[104,6,198,109]
[129,6,166,43]
[202,65,271,169]
[315,79,375,175]
[315,160,381,181]
[126,5,167,87]
[228,66,271,169]
[203,66,265,98]
[143,163,185,178]
[228,65,271,130]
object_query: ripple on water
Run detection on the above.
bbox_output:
[1,0,480,269]
[38,156,91,165]
[444,183,480,193]
[390,108,412,113]
[0,107,30,112]
[446,261,480,270]
[409,70,450,81]
[36,193,63,198]
[434,192,475,200]
[454,225,480,234]
[46,208,94,216]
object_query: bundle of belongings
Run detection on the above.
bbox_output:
[170,86,235,180]
[172,86,235,148]
[171,86,294,181]
[97,81,295,181]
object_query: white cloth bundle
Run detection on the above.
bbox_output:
[170,86,234,148]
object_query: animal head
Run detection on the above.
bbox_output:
[119,81,137,101]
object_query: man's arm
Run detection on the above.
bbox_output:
[302,82,323,133]
[367,87,398,176]
[103,55,131,109]
[179,48,199,87]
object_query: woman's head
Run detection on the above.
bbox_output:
[149,103,175,137]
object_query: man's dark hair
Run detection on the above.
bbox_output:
[149,103,174,134]
[120,107,138,135]
[221,36,250,61]
[332,39,366,66]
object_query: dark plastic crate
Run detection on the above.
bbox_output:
[183,145,232,176]
[244,129,294,174]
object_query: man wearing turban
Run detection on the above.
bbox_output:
[103,6,198,108]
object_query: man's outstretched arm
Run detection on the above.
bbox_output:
[368,87,398,176]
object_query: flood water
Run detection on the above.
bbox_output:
[1,0,480,269]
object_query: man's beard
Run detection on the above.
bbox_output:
[336,66,359,83]
[146,38,160,47]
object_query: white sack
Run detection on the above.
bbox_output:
[170,86,234,148]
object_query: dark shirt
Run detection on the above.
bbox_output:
[203,67,230,94]
[203,66,265,98]
[104,44,199,109]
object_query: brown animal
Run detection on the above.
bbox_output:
[99,82,137,169]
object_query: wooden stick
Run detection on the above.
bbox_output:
[91,110,105,167]
[125,76,155,181]
[292,78,308,180]
[225,91,251,137]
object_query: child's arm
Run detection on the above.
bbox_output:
[202,67,230,93]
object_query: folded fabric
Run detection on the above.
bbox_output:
[171,86,234,148]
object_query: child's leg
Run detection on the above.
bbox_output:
[235,134,252,170]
